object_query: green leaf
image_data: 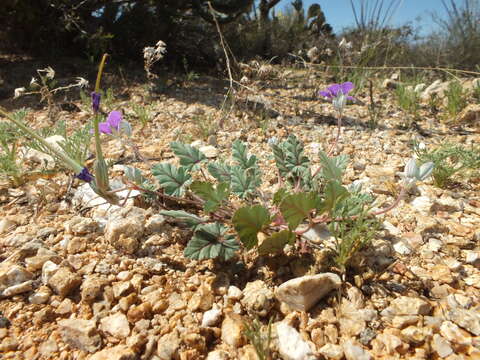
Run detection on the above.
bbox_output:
[207,161,232,182]
[284,134,310,175]
[324,180,350,213]
[232,140,258,170]
[170,141,206,170]
[280,192,318,230]
[271,143,289,177]
[258,230,295,255]
[184,223,239,260]
[190,181,230,213]
[124,166,147,184]
[318,151,348,182]
[273,188,289,206]
[159,210,205,230]
[152,163,192,196]
[230,165,260,198]
[271,135,310,185]
[232,205,271,249]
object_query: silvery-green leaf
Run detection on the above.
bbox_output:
[404,158,418,179]
[416,161,434,181]
[120,121,132,137]
[348,180,363,193]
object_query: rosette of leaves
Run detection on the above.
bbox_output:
[141,136,375,263]
[232,137,375,261]
[150,140,263,260]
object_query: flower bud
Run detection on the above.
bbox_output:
[91,92,101,113]
[416,162,434,181]
[333,93,347,113]
[404,158,418,179]
[119,120,132,137]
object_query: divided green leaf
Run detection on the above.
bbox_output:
[232,205,271,249]
[152,163,192,197]
[280,192,319,230]
[170,141,206,170]
[271,135,310,184]
[324,180,350,213]
[159,210,205,230]
[318,151,348,182]
[232,140,258,170]
[284,134,310,176]
[190,181,230,213]
[271,143,289,177]
[273,188,289,206]
[258,230,295,255]
[230,165,260,198]
[184,223,239,260]
[207,161,232,182]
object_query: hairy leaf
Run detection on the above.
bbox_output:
[280,192,319,230]
[273,188,289,206]
[184,223,239,260]
[318,151,348,182]
[232,205,271,249]
[271,143,289,177]
[232,140,258,170]
[170,141,206,170]
[160,210,205,230]
[124,166,148,185]
[258,230,296,255]
[190,181,230,213]
[324,180,349,213]
[207,161,232,182]
[152,163,191,196]
[230,165,260,198]
[271,135,310,184]
[284,134,310,175]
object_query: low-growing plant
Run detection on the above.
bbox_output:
[395,83,420,121]
[118,132,432,272]
[414,141,480,188]
[191,114,216,141]
[1,54,132,205]
[473,81,480,102]
[0,55,435,275]
[243,317,272,360]
[0,115,25,186]
[445,80,467,119]
[367,79,382,128]
[131,103,153,130]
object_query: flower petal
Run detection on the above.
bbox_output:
[107,111,122,130]
[98,122,112,134]
[341,82,354,94]
[327,84,341,97]
[319,90,333,99]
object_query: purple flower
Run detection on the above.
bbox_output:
[91,92,101,113]
[76,167,94,182]
[319,82,355,101]
[98,111,122,135]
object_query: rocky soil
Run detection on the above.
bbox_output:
[0,64,479,360]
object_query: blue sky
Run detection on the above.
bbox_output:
[277,0,448,35]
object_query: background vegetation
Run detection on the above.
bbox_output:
[1,0,479,72]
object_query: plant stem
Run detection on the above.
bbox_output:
[327,112,342,156]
